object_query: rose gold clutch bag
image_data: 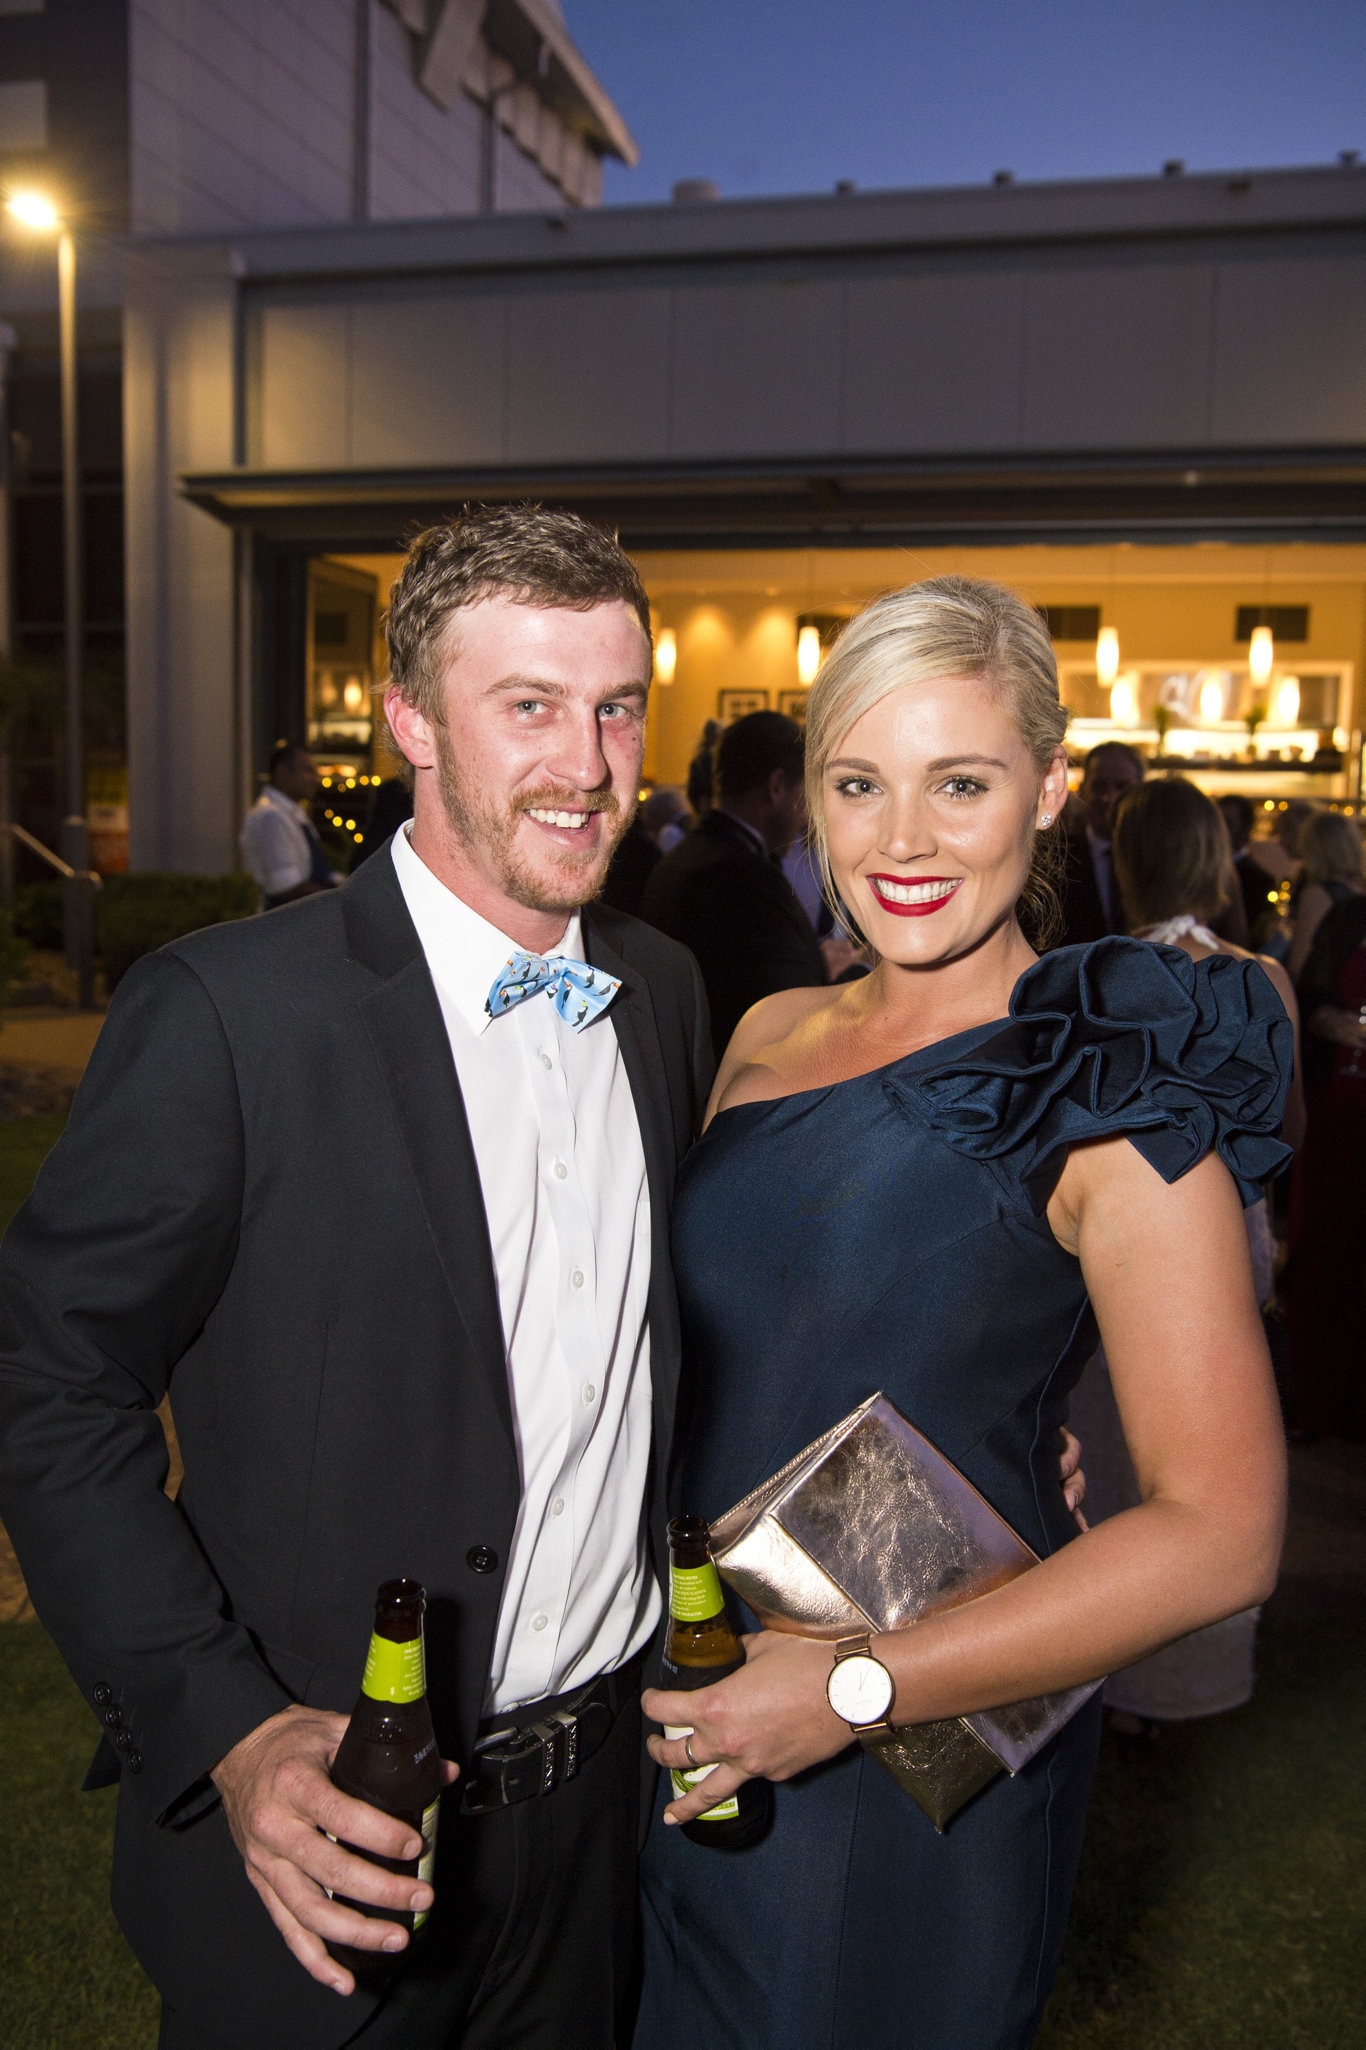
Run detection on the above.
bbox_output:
[709,1392,1101,1829]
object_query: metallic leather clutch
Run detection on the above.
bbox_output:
[709,1392,1101,1830]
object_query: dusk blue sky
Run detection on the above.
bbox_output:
[568,1,1366,206]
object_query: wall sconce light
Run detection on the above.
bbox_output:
[1273,675,1301,727]
[1096,626,1120,686]
[342,677,366,714]
[796,623,822,686]
[1249,625,1274,686]
[1109,673,1140,727]
[654,627,677,684]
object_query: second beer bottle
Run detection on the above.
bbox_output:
[660,1514,773,1850]
[327,1578,442,1976]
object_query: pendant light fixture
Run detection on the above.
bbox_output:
[796,623,822,686]
[654,627,677,685]
[1096,625,1120,687]
[1249,624,1274,687]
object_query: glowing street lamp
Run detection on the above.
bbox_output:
[5,189,93,1005]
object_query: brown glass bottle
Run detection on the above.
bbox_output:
[661,1515,773,1850]
[326,1579,441,1977]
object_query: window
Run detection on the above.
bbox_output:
[0,79,46,151]
[1038,605,1101,642]
[1235,605,1309,642]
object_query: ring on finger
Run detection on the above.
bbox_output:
[683,1734,700,1770]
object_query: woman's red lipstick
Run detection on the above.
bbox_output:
[866,874,963,917]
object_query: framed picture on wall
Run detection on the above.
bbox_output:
[778,689,810,722]
[717,689,770,722]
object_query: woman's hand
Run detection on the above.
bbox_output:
[1309,1003,1366,1050]
[643,1631,852,1827]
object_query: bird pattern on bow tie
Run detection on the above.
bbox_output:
[485,952,622,1032]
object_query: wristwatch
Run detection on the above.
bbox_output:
[825,1631,895,1738]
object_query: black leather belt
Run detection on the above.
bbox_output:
[462,1649,644,1815]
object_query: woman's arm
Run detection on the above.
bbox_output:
[1289,880,1331,980]
[645,1138,1285,1819]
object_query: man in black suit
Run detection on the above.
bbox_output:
[0,509,710,2050]
[1218,793,1280,950]
[643,711,829,1058]
[1055,740,1145,947]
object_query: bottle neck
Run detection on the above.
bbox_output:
[361,1626,426,1704]
[668,1556,726,1626]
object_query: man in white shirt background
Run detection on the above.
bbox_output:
[240,741,341,907]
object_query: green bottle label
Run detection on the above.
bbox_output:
[669,1561,724,1623]
[361,1631,426,1704]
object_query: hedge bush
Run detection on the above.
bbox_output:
[95,874,258,988]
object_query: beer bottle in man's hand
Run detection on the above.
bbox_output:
[661,1515,773,1850]
[327,1578,441,1975]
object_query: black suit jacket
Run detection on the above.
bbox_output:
[0,847,711,2049]
[642,809,827,1059]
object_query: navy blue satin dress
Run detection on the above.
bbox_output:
[636,940,1290,2050]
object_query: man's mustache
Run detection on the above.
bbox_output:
[514,788,622,819]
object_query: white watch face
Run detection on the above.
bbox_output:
[827,1652,894,1727]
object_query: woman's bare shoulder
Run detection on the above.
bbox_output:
[707,985,845,1122]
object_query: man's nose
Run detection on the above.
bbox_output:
[546,710,610,792]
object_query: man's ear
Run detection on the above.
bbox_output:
[766,767,789,810]
[384,685,437,772]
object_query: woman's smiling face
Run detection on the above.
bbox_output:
[823,672,1066,966]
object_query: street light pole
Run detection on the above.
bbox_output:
[57,223,93,1007]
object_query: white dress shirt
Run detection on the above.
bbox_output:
[240,785,326,898]
[391,826,659,1713]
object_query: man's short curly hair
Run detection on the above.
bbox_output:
[384,504,652,725]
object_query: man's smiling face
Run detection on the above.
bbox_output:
[386,594,651,945]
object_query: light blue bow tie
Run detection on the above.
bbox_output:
[485,951,621,1032]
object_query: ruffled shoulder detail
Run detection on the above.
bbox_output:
[883,937,1293,1213]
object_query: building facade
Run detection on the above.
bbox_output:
[0,0,632,858]
[126,160,1366,871]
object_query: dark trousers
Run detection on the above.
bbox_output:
[158,1688,643,2050]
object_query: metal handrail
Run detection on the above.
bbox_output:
[8,821,101,887]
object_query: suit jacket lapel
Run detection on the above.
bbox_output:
[343,852,512,1443]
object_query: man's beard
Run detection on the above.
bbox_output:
[433,724,629,914]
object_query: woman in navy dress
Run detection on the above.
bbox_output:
[636,577,1291,2050]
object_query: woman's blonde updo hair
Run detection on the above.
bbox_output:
[804,575,1069,948]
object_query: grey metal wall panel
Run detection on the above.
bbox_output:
[669,277,843,457]
[1021,260,1216,449]
[1210,249,1366,444]
[349,295,508,467]
[505,284,670,461]
[256,301,351,468]
[841,269,1027,453]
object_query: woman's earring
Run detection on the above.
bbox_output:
[1039,813,1054,830]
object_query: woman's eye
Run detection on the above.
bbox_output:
[835,776,877,798]
[940,776,987,799]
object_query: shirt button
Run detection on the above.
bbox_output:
[539,1052,553,1070]
[551,1496,565,1517]
[569,1269,584,1290]
[532,1613,549,1633]
[466,1545,499,1574]
[553,1160,568,1180]
[582,1382,596,1405]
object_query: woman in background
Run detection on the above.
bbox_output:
[1067,775,1302,1737]
[1286,877,1366,1439]
[1288,809,1365,980]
